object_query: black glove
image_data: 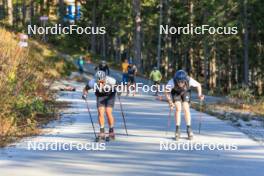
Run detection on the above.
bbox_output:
[82,94,87,100]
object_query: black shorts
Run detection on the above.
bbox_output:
[153,81,160,85]
[128,76,135,84]
[171,91,191,103]
[96,93,116,108]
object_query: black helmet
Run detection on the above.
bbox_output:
[100,60,107,67]
[173,70,189,83]
[128,60,133,65]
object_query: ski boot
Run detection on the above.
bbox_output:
[187,126,194,140]
[106,127,115,141]
[95,128,106,142]
[175,126,180,141]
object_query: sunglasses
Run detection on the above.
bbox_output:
[177,81,185,84]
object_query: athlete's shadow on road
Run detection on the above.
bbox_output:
[1,139,264,176]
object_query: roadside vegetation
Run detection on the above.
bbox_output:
[0,28,74,147]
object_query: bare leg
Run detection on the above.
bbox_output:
[132,83,136,96]
[127,82,130,96]
[105,107,115,139]
[183,102,193,139]
[182,102,191,126]
[174,101,182,140]
[175,101,182,126]
[98,107,105,128]
[96,106,106,140]
[105,107,114,128]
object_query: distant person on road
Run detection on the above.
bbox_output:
[127,62,137,96]
[149,67,162,96]
[95,60,110,75]
[85,55,92,64]
[82,71,117,141]
[77,56,84,74]
[122,59,129,84]
[165,70,204,141]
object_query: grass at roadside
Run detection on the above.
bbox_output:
[0,28,75,147]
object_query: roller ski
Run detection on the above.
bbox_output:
[105,128,115,142]
[187,126,194,140]
[95,128,106,142]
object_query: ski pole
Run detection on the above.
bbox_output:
[198,99,204,134]
[166,108,172,135]
[118,95,128,136]
[84,99,97,138]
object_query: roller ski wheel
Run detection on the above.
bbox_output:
[187,127,194,140]
[175,126,180,141]
[95,128,106,142]
[95,136,106,142]
[175,131,180,141]
[105,136,115,142]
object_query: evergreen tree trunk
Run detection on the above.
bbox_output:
[91,0,97,55]
[22,0,27,25]
[30,0,34,21]
[157,0,163,69]
[228,45,232,91]
[203,39,209,92]
[243,0,249,86]
[164,0,171,79]
[188,0,194,76]
[40,0,44,15]
[102,34,106,60]
[210,39,217,90]
[132,0,142,72]
[1,0,6,18]
[58,0,64,23]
